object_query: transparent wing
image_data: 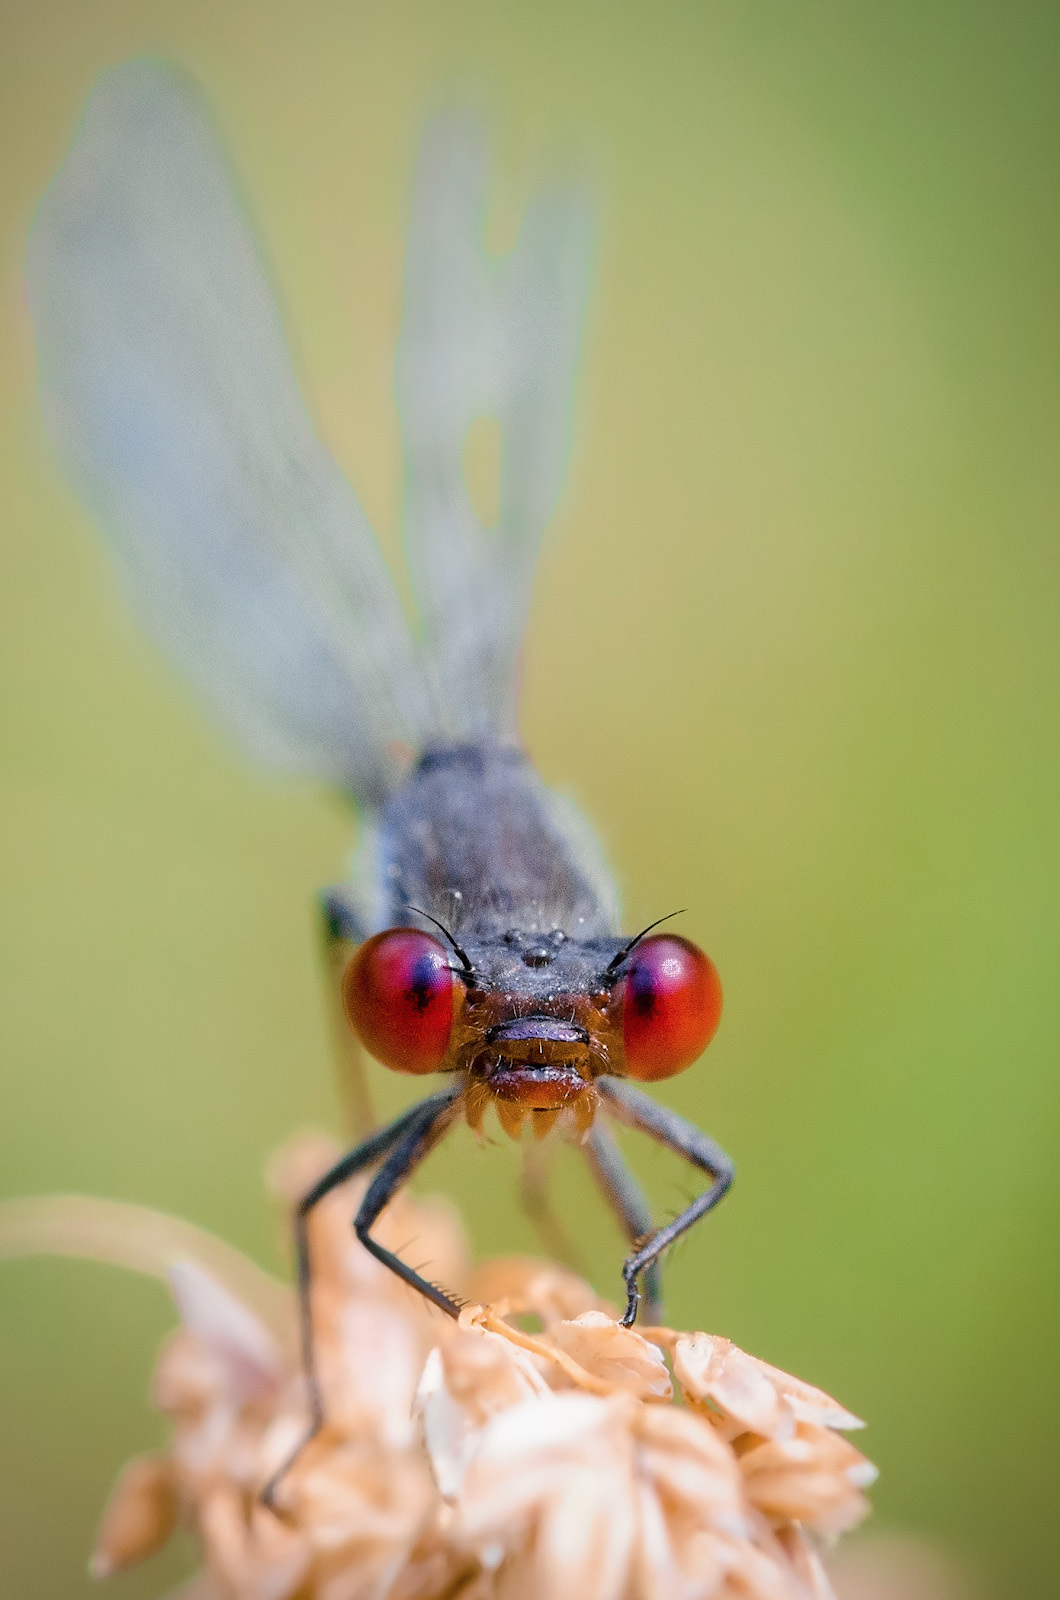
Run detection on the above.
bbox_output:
[28,61,428,806]
[397,115,593,741]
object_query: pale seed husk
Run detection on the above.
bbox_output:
[7,1136,873,1599]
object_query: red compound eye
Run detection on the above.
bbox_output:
[617,934,723,1082]
[342,929,456,1075]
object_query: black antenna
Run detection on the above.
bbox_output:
[602,910,687,980]
[403,905,476,981]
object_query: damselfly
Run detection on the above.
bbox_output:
[28,62,733,1448]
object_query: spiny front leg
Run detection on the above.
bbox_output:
[353,1092,465,1315]
[584,1119,663,1323]
[263,1085,461,1508]
[595,1076,733,1327]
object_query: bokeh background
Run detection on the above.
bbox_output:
[2,4,1058,1597]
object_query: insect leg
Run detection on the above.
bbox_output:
[318,887,374,1136]
[518,1140,588,1276]
[263,1087,457,1507]
[354,1089,465,1314]
[595,1077,733,1328]
[584,1121,663,1323]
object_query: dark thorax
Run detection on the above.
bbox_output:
[377,743,620,941]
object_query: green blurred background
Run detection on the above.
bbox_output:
[2,3,1058,1596]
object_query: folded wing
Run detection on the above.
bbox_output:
[28,61,429,806]
[397,115,593,741]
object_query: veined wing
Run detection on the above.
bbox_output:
[397,115,593,742]
[28,61,429,807]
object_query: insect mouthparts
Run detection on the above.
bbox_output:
[486,1017,589,1047]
